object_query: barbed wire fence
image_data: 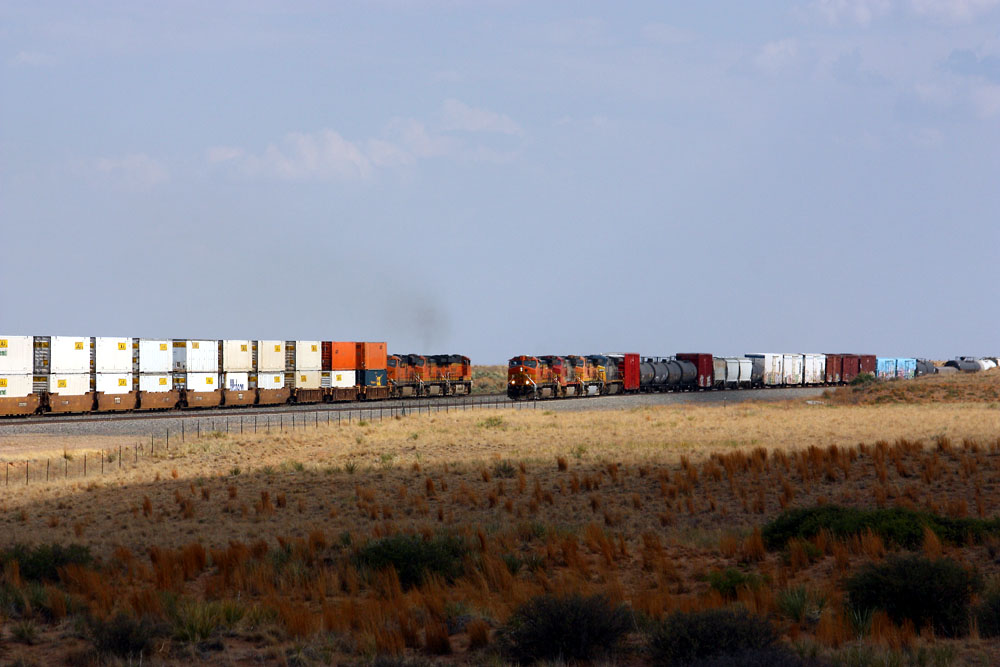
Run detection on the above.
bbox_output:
[4,395,536,487]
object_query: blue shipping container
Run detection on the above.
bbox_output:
[876,357,897,380]
[360,369,387,387]
[895,358,917,380]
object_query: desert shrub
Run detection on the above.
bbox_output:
[647,608,777,666]
[171,600,225,642]
[850,373,876,386]
[846,555,980,637]
[973,587,1000,638]
[89,612,164,658]
[706,568,764,599]
[762,506,1000,550]
[498,593,631,662]
[0,544,92,582]
[10,619,38,644]
[354,533,468,589]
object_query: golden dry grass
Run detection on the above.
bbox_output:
[828,367,1000,405]
[1,379,999,664]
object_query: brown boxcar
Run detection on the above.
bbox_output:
[322,342,357,371]
[675,353,715,389]
[858,355,876,376]
[840,355,860,383]
[824,354,843,384]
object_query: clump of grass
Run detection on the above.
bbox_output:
[497,593,631,663]
[354,533,469,589]
[647,608,779,666]
[478,416,505,429]
[89,612,165,658]
[846,554,981,637]
[705,568,765,599]
[491,460,517,479]
[0,544,92,583]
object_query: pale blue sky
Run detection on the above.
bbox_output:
[2,1,998,362]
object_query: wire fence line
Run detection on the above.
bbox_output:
[3,395,535,487]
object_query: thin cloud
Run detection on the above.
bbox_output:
[89,153,169,190]
[910,0,1000,21]
[640,23,695,46]
[440,99,522,136]
[812,0,892,25]
[10,51,57,67]
[755,39,798,72]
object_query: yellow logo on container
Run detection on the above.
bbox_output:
[241,344,247,352]
[160,343,168,350]
[274,344,281,352]
[0,379,7,387]
[300,375,306,382]
[159,377,167,385]
[118,342,127,350]
[336,374,342,382]
[74,342,84,350]
[311,345,317,352]
[0,340,7,348]
[274,376,281,383]
[192,342,199,349]
[205,376,213,385]
[118,378,127,386]
[57,379,67,388]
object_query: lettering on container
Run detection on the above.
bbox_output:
[58,379,67,388]
[118,378,127,386]
[205,376,213,385]
[74,342,84,350]
[160,343,168,350]
[159,377,168,385]
[0,379,6,387]
[240,344,248,352]
[118,342,127,350]
[0,390,5,396]
[274,344,281,352]
[0,339,6,348]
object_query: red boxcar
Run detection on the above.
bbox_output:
[620,353,640,392]
[824,354,843,384]
[841,354,860,383]
[858,355,876,376]
[676,353,714,389]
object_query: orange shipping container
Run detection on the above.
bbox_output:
[356,342,387,370]
[322,341,357,370]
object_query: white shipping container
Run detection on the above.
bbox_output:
[724,359,740,385]
[746,353,783,386]
[173,340,219,372]
[224,372,250,391]
[96,372,133,395]
[802,354,826,385]
[322,369,356,388]
[137,339,172,373]
[783,354,804,385]
[185,372,219,392]
[256,340,286,372]
[95,337,132,373]
[738,359,753,384]
[257,372,285,390]
[221,340,253,372]
[139,374,172,393]
[49,373,92,395]
[292,340,322,371]
[289,370,322,389]
[0,336,33,374]
[0,374,33,398]
[50,336,92,373]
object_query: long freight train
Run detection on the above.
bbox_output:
[0,336,471,416]
[506,352,966,400]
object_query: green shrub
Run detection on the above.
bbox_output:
[761,505,1000,550]
[647,608,777,666]
[850,373,876,386]
[354,533,469,589]
[172,600,225,643]
[706,568,764,599]
[498,593,631,662]
[89,612,164,658]
[10,619,38,644]
[0,543,92,582]
[974,587,1000,638]
[846,555,980,637]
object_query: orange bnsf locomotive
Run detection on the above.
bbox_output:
[387,354,472,397]
[507,354,641,399]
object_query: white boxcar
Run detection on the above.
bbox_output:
[0,336,33,374]
[139,374,172,393]
[96,372,133,395]
[223,372,250,391]
[803,354,826,385]
[137,339,172,373]
[724,359,741,386]
[287,340,322,371]
[738,358,753,386]
[256,372,285,390]
[322,369,356,388]
[746,353,783,386]
[0,374,33,398]
[49,374,92,395]
[184,372,218,391]
[255,341,286,372]
[783,354,804,385]
[173,340,219,372]
[94,337,132,373]
[50,336,92,373]
[221,340,253,372]
[288,370,322,389]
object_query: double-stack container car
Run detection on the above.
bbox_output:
[136,339,177,410]
[286,340,323,403]
[357,342,389,400]
[321,341,358,401]
[220,340,254,406]
[94,337,134,411]
[0,336,38,415]
[173,340,220,408]
[254,341,289,405]
[40,336,94,414]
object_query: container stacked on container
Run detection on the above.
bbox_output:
[322,341,359,401]
[135,339,177,410]
[173,340,221,407]
[220,340,254,405]
[0,336,39,415]
[38,336,94,413]
[94,337,135,410]
[286,340,322,402]
[254,341,289,404]
[357,342,388,399]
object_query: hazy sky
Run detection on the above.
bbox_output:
[2,1,998,363]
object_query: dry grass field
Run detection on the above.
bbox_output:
[470,365,506,395]
[1,376,1000,665]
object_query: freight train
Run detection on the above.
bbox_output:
[506,352,976,400]
[0,336,471,417]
